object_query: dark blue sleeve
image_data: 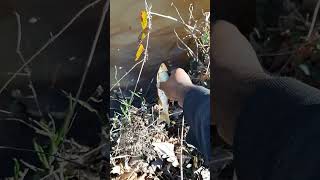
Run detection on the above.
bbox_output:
[234,78,320,180]
[183,86,211,163]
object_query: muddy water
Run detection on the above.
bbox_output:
[110,0,209,95]
[0,0,106,176]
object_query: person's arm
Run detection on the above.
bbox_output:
[234,77,320,180]
[160,68,211,163]
[183,86,211,163]
[213,21,320,179]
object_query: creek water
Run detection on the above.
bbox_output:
[110,0,210,97]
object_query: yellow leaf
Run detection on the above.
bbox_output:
[135,44,145,61]
[141,32,146,41]
[140,10,148,30]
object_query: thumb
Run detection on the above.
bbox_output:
[159,81,169,92]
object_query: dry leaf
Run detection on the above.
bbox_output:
[152,142,179,167]
[141,32,147,42]
[111,165,122,175]
[138,10,148,43]
[137,173,147,180]
[119,172,138,180]
[135,44,145,61]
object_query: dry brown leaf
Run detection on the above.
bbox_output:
[119,172,138,180]
[137,173,147,180]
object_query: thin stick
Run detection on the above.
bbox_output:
[110,9,196,92]
[150,11,197,32]
[0,146,88,168]
[39,169,60,180]
[111,3,202,94]
[171,3,199,33]
[0,109,11,114]
[180,116,185,180]
[129,0,152,104]
[63,0,109,136]
[110,60,143,91]
[14,12,43,117]
[150,12,178,22]
[0,0,102,95]
[174,29,196,58]
[307,0,320,40]
[114,66,125,99]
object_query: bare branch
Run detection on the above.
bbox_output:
[14,12,43,116]
[307,0,320,40]
[63,0,109,136]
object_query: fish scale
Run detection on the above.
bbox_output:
[157,63,170,124]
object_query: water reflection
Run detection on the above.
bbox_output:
[110,0,210,93]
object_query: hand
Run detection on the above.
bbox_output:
[212,21,271,144]
[160,68,195,107]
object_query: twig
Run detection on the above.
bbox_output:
[174,29,196,58]
[110,61,143,91]
[171,3,200,33]
[111,3,202,94]
[63,0,109,136]
[129,0,152,104]
[150,10,197,32]
[79,143,105,161]
[150,12,178,22]
[180,116,185,180]
[0,0,102,95]
[0,146,89,168]
[110,155,138,160]
[6,72,29,76]
[20,159,44,172]
[0,109,11,114]
[39,169,60,180]
[307,0,320,40]
[14,12,43,117]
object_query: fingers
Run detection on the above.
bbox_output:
[169,68,179,76]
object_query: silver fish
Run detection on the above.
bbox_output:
[157,63,170,124]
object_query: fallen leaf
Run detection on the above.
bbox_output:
[141,32,147,42]
[135,44,145,61]
[195,167,210,180]
[119,172,138,180]
[140,10,148,30]
[138,28,148,43]
[137,173,147,180]
[111,165,122,175]
[152,142,179,167]
[149,159,163,174]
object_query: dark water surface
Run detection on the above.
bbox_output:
[110,0,210,95]
[0,0,107,176]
